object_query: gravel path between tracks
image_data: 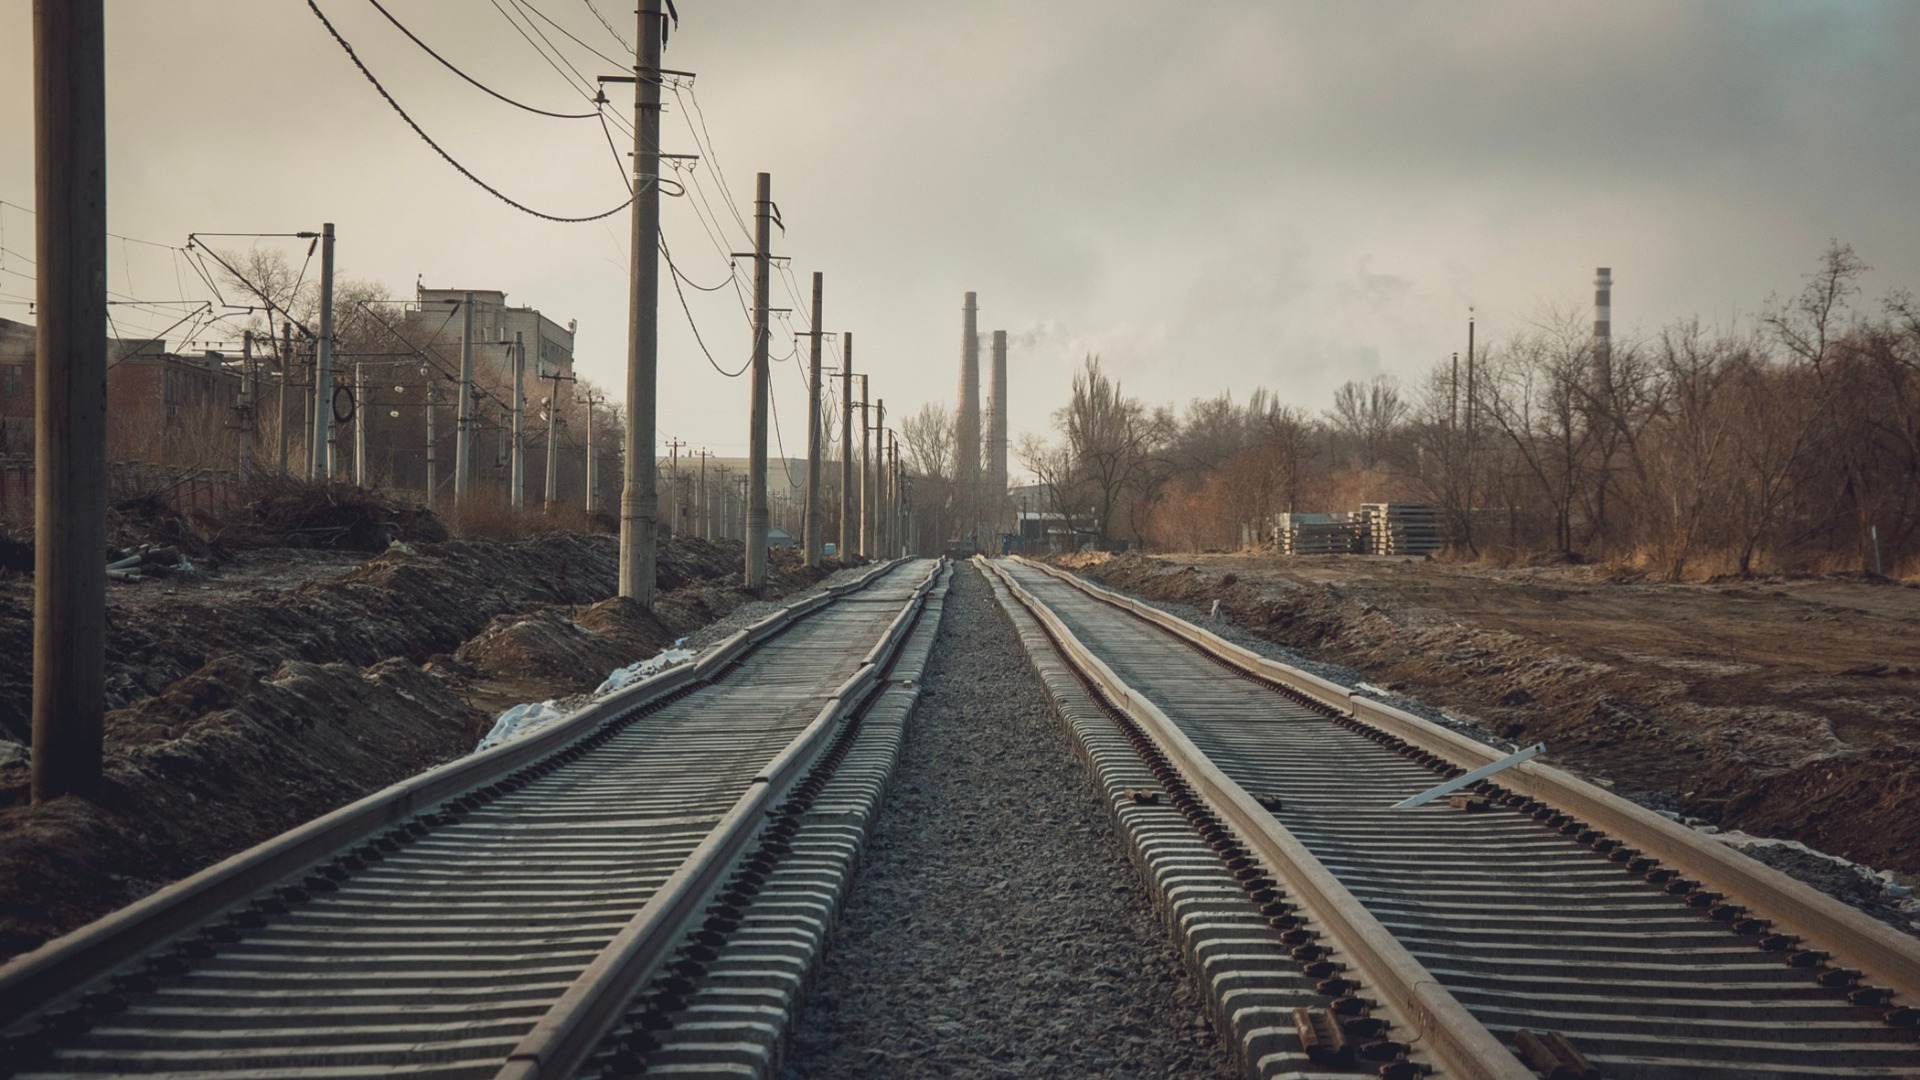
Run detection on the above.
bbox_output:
[779,562,1237,1080]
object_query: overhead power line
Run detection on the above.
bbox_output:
[364,0,599,119]
[661,230,748,378]
[581,0,632,53]
[306,0,633,224]
[511,0,628,70]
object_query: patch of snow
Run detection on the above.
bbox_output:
[475,700,568,752]
[473,639,698,754]
[596,639,695,696]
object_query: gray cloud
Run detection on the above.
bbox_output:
[2,0,1915,466]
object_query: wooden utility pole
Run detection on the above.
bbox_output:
[455,292,474,507]
[309,223,335,479]
[744,172,773,589]
[31,0,107,802]
[839,333,854,560]
[804,272,824,568]
[619,0,663,604]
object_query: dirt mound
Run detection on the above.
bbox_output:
[0,533,851,962]
[109,492,226,564]
[221,479,449,552]
[456,608,658,690]
[0,655,475,958]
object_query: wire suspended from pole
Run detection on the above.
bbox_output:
[364,0,600,118]
[306,0,633,224]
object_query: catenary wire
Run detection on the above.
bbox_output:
[581,0,632,53]
[511,0,628,70]
[307,0,633,224]
[364,0,600,118]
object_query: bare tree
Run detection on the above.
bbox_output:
[1327,375,1407,468]
[900,402,955,480]
[1056,355,1167,546]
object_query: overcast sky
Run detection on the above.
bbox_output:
[3,1,1917,469]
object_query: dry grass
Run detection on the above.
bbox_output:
[446,492,615,542]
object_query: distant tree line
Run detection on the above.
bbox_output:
[1010,244,1920,577]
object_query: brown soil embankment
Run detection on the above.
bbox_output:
[0,534,838,961]
[1054,552,1920,876]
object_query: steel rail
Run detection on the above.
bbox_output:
[0,557,912,1037]
[983,558,1533,1080]
[496,559,944,1080]
[1009,555,1920,1011]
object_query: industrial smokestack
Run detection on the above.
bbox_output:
[1593,266,1612,360]
[987,328,1008,526]
[956,292,981,538]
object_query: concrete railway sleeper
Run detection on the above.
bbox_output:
[994,556,1920,1080]
[0,558,946,1080]
[576,562,950,1079]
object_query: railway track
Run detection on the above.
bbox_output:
[0,557,945,1080]
[986,556,1920,1080]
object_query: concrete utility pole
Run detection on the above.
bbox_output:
[956,291,980,541]
[309,222,335,480]
[903,476,916,557]
[583,392,598,514]
[868,397,884,558]
[880,432,892,557]
[510,331,525,509]
[543,398,560,513]
[858,378,871,557]
[839,333,854,560]
[239,331,255,484]
[1464,310,1476,551]
[988,327,1008,540]
[878,431,890,558]
[31,0,107,802]
[540,369,575,513]
[353,362,368,486]
[695,449,708,539]
[278,322,292,476]
[456,292,474,506]
[663,436,684,532]
[618,0,663,604]
[804,272,824,568]
[891,435,902,556]
[424,385,437,510]
[744,172,773,589]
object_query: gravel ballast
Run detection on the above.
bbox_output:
[779,562,1237,1079]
